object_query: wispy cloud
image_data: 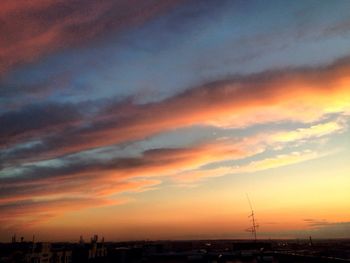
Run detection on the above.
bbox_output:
[173,117,348,184]
[0,197,127,231]
[0,176,159,229]
[0,0,181,74]
[302,219,350,238]
[174,149,328,184]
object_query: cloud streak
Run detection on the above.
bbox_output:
[0,0,182,74]
[0,102,84,149]
[174,149,328,184]
[0,197,127,231]
[302,219,350,238]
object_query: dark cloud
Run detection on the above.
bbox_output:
[0,137,251,202]
[1,146,195,189]
[0,71,74,111]
[303,218,332,227]
[0,102,83,150]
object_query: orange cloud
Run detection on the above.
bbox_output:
[0,177,161,204]
[0,171,160,229]
[0,197,126,231]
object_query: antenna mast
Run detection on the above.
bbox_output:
[246,194,259,241]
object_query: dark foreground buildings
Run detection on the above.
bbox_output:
[1,237,350,263]
[0,235,106,263]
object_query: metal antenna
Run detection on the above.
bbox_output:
[245,194,259,241]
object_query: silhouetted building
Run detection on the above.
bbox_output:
[0,237,72,263]
[25,242,51,263]
[72,235,107,262]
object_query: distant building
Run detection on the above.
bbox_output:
[0,237,72,263]
[51,247,72,263]
[25,242,51,263]
[72,235,107,262]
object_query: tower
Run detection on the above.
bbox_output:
[245,194,259,241]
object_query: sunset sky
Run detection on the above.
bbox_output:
[0,0,350,242]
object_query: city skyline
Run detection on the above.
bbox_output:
[0,0,350,242]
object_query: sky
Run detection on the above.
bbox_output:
[0,0,350,242]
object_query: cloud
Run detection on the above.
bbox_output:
[236,150,324,173]
[322,18,350,38]
[271,118,347,144]
[2,57,350,166]
[174,149,331,184]
[0,71,75,111]
[0,171,159,229]
[3,115,346,186]
[0,103,83,150]
[0,197,127,231]
[0,0,182,74]
[0,117,346,231]
[0,138,258,202]
[303,218,332,227]
[302,219,350,238]
[0,176,161,203]
[1,117,345,203]
[171,117,343,185]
